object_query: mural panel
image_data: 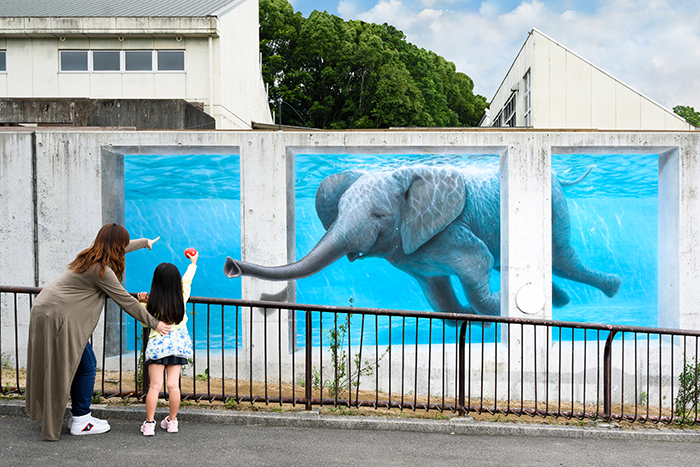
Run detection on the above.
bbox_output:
[124,154,241,350]
[287,153,657,336]
[123,152,658,348]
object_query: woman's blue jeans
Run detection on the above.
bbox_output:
[70,343,96,417]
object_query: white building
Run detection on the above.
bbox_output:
[0,0,272,129]
[480,28,695,130]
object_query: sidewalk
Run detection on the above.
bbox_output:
[2,399,699,443]
[4,400,700,467]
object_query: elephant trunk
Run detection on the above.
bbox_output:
[224,229,349,281]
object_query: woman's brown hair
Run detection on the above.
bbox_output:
[68,223,130,280]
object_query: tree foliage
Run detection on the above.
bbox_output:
[259,0,488,129]
[673,105,700,128]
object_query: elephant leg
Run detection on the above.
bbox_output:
[551,184,622,298]
[452,238,500,316]
[552,281,570,308]
[552,248,622,298]
[413,275,475,314]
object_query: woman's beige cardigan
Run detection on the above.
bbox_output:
[25,239,160,440]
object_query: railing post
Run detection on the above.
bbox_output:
[141,327,150,396]
[603,330,617,420]
[458,321,467,416]
[305,309,312,410]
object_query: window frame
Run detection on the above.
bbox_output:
[523,69,532,127]
[503,92,517,127]
[492,110,503,127]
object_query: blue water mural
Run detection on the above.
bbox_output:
[123,152,658,349]
[124,154,241,350]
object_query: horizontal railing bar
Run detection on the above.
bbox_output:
[4,284,700,338]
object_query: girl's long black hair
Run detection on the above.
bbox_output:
[147,262,184,325]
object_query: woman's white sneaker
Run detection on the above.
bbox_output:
[70,413,111,435]
[69,412,109,426]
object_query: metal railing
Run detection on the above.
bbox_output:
[2,284,700,425]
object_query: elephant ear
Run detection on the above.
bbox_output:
[315,170,363,230]
[400,169,466,255]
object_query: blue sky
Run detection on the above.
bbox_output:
[288,0,700,110]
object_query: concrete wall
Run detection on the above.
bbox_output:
[1,128,700,393]
[0,98,215,129]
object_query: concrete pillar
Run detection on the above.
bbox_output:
[659,135,700,330]
[239,132,296,379]
[501,135,552,320]
[500,134,552,401]
[0,131,35,368]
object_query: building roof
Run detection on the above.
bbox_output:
[0,0,245,17]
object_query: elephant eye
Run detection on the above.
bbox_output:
[372,209,386,219]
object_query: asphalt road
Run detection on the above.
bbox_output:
[3,413,700,467]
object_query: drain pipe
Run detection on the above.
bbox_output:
[209,35,214,122]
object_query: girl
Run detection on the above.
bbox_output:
[139,250,198,436]
[26,223,169,441]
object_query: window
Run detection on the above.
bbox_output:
[125,51,153,71]
[492,111,502,127]
[523,70,531,127]
[60,51,88,71]
[93,51,120,71]
[157,50,185,71]
[0,51,5,72]
[59,49,185,73]
[503,92,516,127]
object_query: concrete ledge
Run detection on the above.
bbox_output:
[2,400,699,442]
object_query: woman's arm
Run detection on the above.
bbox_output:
[126,236,160,254]
[98,268,162,330]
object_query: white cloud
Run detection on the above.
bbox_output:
[348,0,700,108]
[337,0,361,18]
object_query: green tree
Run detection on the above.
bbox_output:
[673,105,700,127]
[259,0,487,129]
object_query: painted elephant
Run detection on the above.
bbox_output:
[224,165,622,316]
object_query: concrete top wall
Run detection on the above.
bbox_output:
[1,128,699,328]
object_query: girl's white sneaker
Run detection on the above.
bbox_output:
[160,416,178,433]
[140,420,156,436]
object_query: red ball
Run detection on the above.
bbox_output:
[184,247,197,258]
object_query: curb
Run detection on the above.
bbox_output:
[3,400,699,442]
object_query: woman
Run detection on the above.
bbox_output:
[26,223,171,441]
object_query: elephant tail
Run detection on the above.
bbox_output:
[559,165,594,187]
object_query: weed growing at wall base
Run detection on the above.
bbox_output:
[675,358,700,421]
[312,299,389,397]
